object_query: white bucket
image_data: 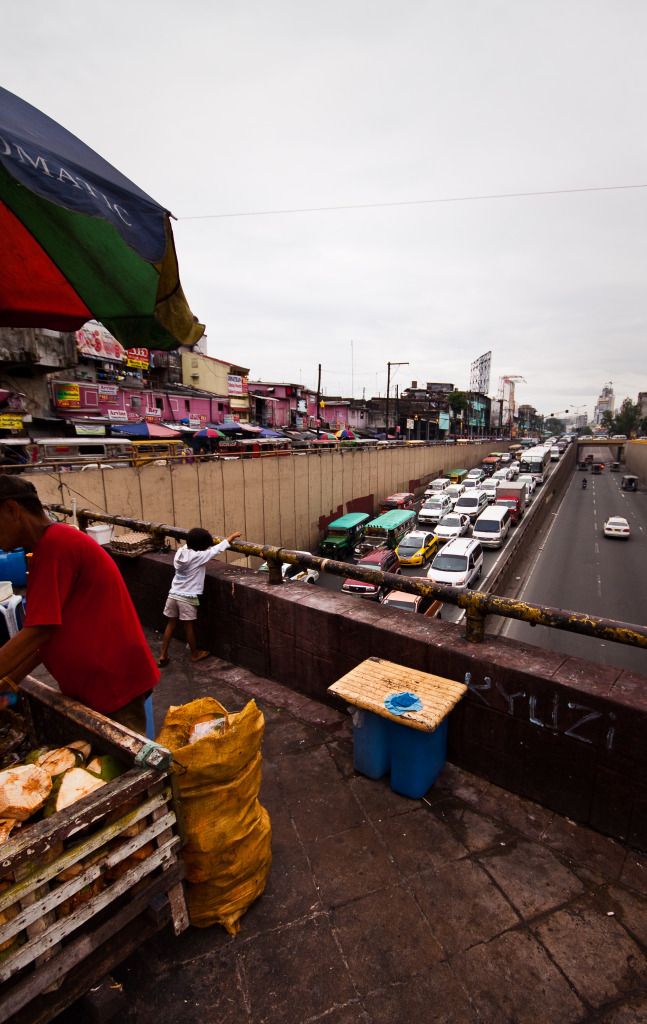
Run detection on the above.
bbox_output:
[86,524,114,546]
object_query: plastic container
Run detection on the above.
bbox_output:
[0,594,25,643]
[86,523,114,546]
[388,718,448,799]
[0,549,27,587]
[352,709,391,779]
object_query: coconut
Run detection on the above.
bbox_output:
[86,755,124,782]
[34,747,84,779]
[44,768,105,816]
[0,819,16,844]
[0,765,52,821]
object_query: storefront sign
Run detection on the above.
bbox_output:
[76,321,126,362]
[97,384,119,399]
[188,415,206,428]
[227,374,248,396]
[439,412,450,431]
[145,409,162,421]
[75,424,106,436]
[0,414,24,430]
[53,383,81,409]
[107,409,128,421]
[126,348,150,370]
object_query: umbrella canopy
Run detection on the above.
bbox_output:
[110,421,182,439]
[336,428,356,440]
[258,428,285,438]
[217,421,262,434]
[0,87,203,350]
[193,427,225,439]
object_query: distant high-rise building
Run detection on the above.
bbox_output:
[594,383,614,424]
[638,392,647,418]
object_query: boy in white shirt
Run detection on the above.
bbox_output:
[158,527,241,667]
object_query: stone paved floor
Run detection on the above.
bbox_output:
[87,632,647,1022]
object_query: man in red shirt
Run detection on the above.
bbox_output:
[0,477,159,733]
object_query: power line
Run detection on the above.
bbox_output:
[180,182,647,222]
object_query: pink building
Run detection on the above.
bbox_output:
[49,378,229,431]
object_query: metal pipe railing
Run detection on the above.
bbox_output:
[45,505,647,651]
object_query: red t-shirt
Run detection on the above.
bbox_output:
[25,524,159,713]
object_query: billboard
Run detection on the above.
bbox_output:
[470,351,491,395]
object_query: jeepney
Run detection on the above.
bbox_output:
[448,468,468,485]
[354,509,416,556]
[319,512,370,559]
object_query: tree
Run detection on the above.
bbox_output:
[601,410,614,432]
[544,416,565,435]
[613,399,640,437]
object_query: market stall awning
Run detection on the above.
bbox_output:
[0,87,204,350]
[110,421,182,439]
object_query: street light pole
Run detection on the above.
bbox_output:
[385,361,408,435]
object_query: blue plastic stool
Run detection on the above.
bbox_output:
[144,695,155,740]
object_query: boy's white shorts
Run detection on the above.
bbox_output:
[163,595,198,621]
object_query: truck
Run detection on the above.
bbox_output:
[494,480,527,525]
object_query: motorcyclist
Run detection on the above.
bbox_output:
[582,477,587,489]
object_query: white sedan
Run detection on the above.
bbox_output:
[433,512,471,542]
[603,517,631,540]
[258,555,320,583]
[518,474,536,498]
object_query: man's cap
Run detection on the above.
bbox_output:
[0,477,38,503]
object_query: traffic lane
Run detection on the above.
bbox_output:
[314,511,524,625]
[503,469,647,673]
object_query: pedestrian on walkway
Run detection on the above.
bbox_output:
[158,527,241,667]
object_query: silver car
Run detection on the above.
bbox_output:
[434,513,471,542]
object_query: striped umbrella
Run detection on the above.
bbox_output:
[0,87,203,350]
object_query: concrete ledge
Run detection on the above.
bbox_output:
[119,550,647,851]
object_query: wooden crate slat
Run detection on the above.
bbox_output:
[0,769,162,872]
[0,838,179,984]
[0,788,171,915]
[0,863,182,1023]
[0,810,177,948]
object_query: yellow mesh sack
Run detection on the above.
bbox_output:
[158,697,272,935]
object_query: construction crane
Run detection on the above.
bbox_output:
[497,375,527,433]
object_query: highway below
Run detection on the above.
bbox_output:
[502,454,647,674]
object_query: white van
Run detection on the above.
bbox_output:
[472,505,511,549]
[425,477,451,496]
[427,537,484,590]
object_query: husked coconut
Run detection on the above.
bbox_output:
[34,747,84,778]
[49,768,105,814]
[0,819,16,844]
[0,765,52,821]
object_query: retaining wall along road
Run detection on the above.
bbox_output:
[625,439,647,481]
[120,549,647,852]
[25,441,498,557]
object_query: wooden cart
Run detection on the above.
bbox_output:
[0,677,188,1024]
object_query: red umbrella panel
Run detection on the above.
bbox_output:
[0,87,203,350]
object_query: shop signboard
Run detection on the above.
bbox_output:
[0,414,24,430]
[107,409,128,421]
[144,409,162,421]
[53,383,81,409]
[126,348,150,370]
[75,424,106,436]
[76,321,127,362]
[227,374,248,396]
[188,415,206,428]
[439,412,450,430]
[98,384,119,400]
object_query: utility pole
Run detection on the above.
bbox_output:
[315,363,322,439]
[385,360,408,436]
[350,339,354,399]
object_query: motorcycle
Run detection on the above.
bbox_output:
[582,478,587,490]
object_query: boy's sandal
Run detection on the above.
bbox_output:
[157,656,170,667]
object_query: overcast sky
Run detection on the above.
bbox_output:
[6,1,647,417]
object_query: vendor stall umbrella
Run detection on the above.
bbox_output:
[0,87,204,350]
[110,421,182,439]
[193,427,225,439]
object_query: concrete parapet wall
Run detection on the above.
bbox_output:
[27,441,497,556]
[121,550,647,852]
[624,440,647,481]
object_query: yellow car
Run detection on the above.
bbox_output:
[395,530,440,566]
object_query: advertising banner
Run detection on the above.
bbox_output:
[188,415,206,428]
[97,384,119,400]
[439,412,450,431]
[0,414,24,430]
[107,409,128,421]
[76,321,127,363]
[227,374,248,396]
[53,383,81,409]
[126,348,150,370]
